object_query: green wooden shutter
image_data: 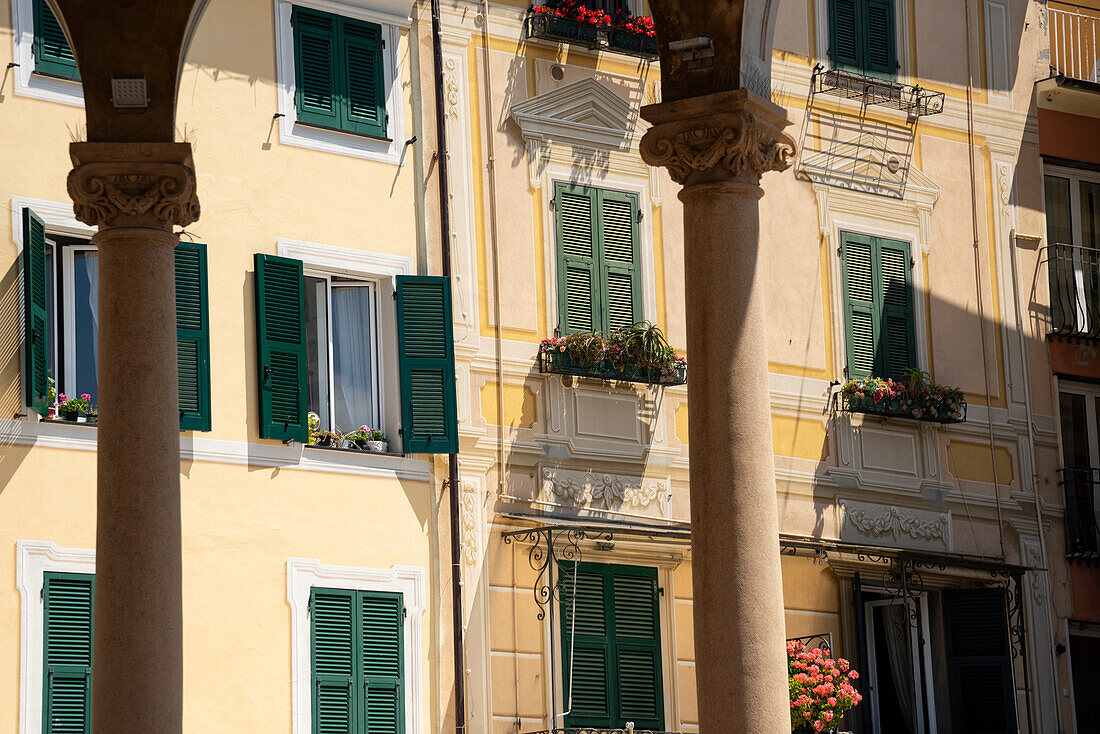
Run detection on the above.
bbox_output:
[598,190,642,333]
[863,0,897,78]
[562,564,664,731]
[562,563,614,729]
[943,589,1017,734]
[395,275,458,454]
[340,18,387,138]
[33,0,79,80]
[43,572,94,734]
[841,232,878,379]
[829,0,862,71]
[23,208,50,417]
[176,242,211,432]
[360,592,404,734]
[311,588,358,734]
[293,6,342,130]
[556,183,600,334]
[878,238,914,380]
[255,254,308,442]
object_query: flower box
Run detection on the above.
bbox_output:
[540,347,687,387]
[528,13,599,46]
[838,374,966,424]
[525,6,659,61]
[606,27,659,57]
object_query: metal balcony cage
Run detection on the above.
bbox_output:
[811,67,946,118]
[1059,466,1100,559]
[1047,243,1100,338]
[525,12,659,60]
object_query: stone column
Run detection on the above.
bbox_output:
[67,142,200,734]
[641,90,795,733]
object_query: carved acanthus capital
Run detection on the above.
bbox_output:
[67,142,200,229]
[640,89,796,187]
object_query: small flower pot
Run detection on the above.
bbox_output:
[606,27,658,56]
[58,409,80,422]
[47,406,56,420]
[86,415,98,425]
[313,435,341,448]
[366,440,388,453]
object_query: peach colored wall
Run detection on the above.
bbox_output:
[1039,109,1100,166]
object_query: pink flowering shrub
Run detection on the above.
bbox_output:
[787,640,862,733]
[57,392,92,415]
[840,368,964,421]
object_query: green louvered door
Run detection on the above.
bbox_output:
[943,589,1017,734]
[395,276,458,454]
[829,0,896,78]
[341,20,386,138]
[23,208,50,416]
[311,588,405,734]
[33,0,79,79]
[43,572,94,734]
[556,183,600,334]
[864,0,897,77]
[255,254,308,442]
[293,6,341,129]
[841,232,914,380]
[562,563,664,731]
[361,592,404,734]
[598,190,641,332]
[829,0,862,71]
[176,242,211,431]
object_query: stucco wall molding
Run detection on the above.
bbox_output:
[839,499,951,550]
[538,465,672,519]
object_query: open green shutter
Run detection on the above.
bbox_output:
[360,592,404,734]
[293,6,341,130]
[43,572,94,734]
[176,242,211,432]
[255,254,308,442]
[556,183,600,334]
[340,18,387,138]
[877,238,914,380]
[841,232,878,379]
[610,567,663,730]
[943,589,1017,734]
[863,0,897,78]
[598,190,641,333]
[33,0,79,79]
[395,275,458,454]
[829,0,862,70]
[562,563,614,729]
[311,589,358,734]
[23,208,50,417]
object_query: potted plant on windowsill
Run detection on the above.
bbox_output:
[307,412,344,448]
[788,639,862,733]
[839,369,965,423]
[57,393,91,422]
[46,377,57,420]
[529,0,609,45]
[85,407,98,425]
[605,10,658,56]
[344,426,388,453]
[539,322,688,386]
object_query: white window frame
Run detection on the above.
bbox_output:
[287,557,426,734]
[1057,380,1100,469]
[303,269,383,432]
[8,0,84,106]
[60,241,98,402]
[1043,164,1100,334]
[16,540,96,734]
[863,594,938,734]
[273,0,408,164]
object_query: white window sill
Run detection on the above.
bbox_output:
[15,70,84,107]
[279,119,407,165]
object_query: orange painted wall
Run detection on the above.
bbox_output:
[1070,564,1100,621]
[1039,109,1100,166]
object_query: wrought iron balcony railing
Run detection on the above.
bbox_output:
[1047,243,1100,338]
[525,12,659,61]
[1059,466,1100,559]
[810,66,945,116]
[523,729,681,734]
[1049,2,1100,83]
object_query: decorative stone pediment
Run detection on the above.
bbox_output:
[510,77,641,152]
[538,466,671,520]
[799,133,939,204]
[839,499,951,551]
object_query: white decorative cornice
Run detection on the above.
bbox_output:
[839,500,951,550]
[510,77,640,152]
[539,465,671,518]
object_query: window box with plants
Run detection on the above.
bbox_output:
[838,370,966,424]
[306,413,391,454]
[539,322,687,387]
[526,1,659,60]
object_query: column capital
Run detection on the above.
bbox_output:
[640,89,796,188]
[67,142,200,230]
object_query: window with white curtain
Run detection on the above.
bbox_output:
[40,234,99,405]
[303,272,381,433]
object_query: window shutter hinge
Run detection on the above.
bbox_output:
[657,587,665,597]
[40,587,44,601]
[403,607,407,619]
[549,198,556,211]
[637,209,644,223]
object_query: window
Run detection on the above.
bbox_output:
[310,587,404,734]
[840,230,914,380]
[254,254,458,453]
[554,182,641,335]
[829,0,897,78]
[292,5,387,139]
[1057,382,1100,556]
[32,0,79,80]
[559,562,664,731]
[42,572,95,734]
[22,208,212,429]
[1045,168,1100,334]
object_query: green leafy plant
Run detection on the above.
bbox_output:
[540,322,687,384]
[307,411,343,447]
[57,393,91,417]
[344,425,386,449]
[840,368,964,421]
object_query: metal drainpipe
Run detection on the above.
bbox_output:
[429,0,466,732]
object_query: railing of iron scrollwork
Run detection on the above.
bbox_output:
[1059,466,1100,558]
[502,527,615,620]
[1047,243,1100,338]
[787,633,833,655]
[523,729,682,734]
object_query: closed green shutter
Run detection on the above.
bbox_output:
[841,232,878,379]
[176,242,211,432]
[255,254,308,442]
[293,6,342,130]
[33,0,79,80]
[556,183,600,335]
[23,208,50,417]
[598,190,641,332]
[361,592,404,734]
[562,563,663,731]
[395,275,458,454]
[878,238,914,380]
[43,572,94,734]
[943,589,1017,734]
[829,0,862,71]
[863,0,897,78]
[340,19,387,138]
[312,589,358,734]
